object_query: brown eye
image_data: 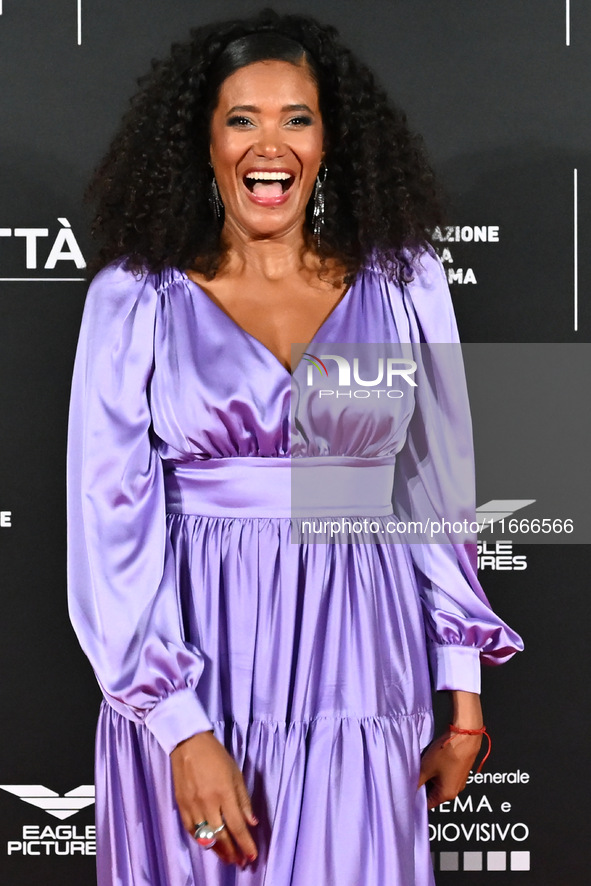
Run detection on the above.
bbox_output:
[287,116,313,127]
[227,116,254,127]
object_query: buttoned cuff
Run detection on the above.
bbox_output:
[144,687,214,755]
[428,644,481,693]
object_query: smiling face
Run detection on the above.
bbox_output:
[209,58,325,242]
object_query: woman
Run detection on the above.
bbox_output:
[67,9,523,885]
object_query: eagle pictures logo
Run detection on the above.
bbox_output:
[0,785,96,856]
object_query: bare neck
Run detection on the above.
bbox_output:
[219,221,316,282]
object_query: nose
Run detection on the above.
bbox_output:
[253,127,286,159]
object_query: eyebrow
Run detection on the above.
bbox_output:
[226,104,316,115]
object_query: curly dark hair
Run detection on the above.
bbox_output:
[85,8,445,282]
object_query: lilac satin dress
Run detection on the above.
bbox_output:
[66,249,523,886]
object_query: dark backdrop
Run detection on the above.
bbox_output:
[1,1,589,883]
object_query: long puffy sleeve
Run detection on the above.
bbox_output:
[391,248,523,693]
[66,260,214,755]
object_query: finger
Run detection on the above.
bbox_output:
[426,780,447,810]
[458,772,470,794]
[417,755,436,790]
[210,840,235,867]
[234,772,259,829]
[199,808,240,866]
[212,828,240,866]
[427,792,442,811]
[222,799,258,861]
[178,801,199,837]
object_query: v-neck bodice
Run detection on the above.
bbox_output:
[149,264,419,463]
[179,269,356,377]
[77,254,471,468]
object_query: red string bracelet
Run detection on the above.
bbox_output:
[442,724,492,774]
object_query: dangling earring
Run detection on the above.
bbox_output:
[312,165,328,249]
[209,167,224,221]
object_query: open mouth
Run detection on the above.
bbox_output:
[243,170,296,197]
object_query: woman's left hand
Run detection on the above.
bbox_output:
[417,728,482,809]
[418,689,484,809]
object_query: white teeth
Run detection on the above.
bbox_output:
[244,171,293,181]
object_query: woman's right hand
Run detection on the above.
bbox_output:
[170,730,259,868]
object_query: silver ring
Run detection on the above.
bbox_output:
[194,820,226,849]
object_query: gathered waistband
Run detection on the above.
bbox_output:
[164,456,396,518]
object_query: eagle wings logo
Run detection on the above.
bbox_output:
[0,785,95,820]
